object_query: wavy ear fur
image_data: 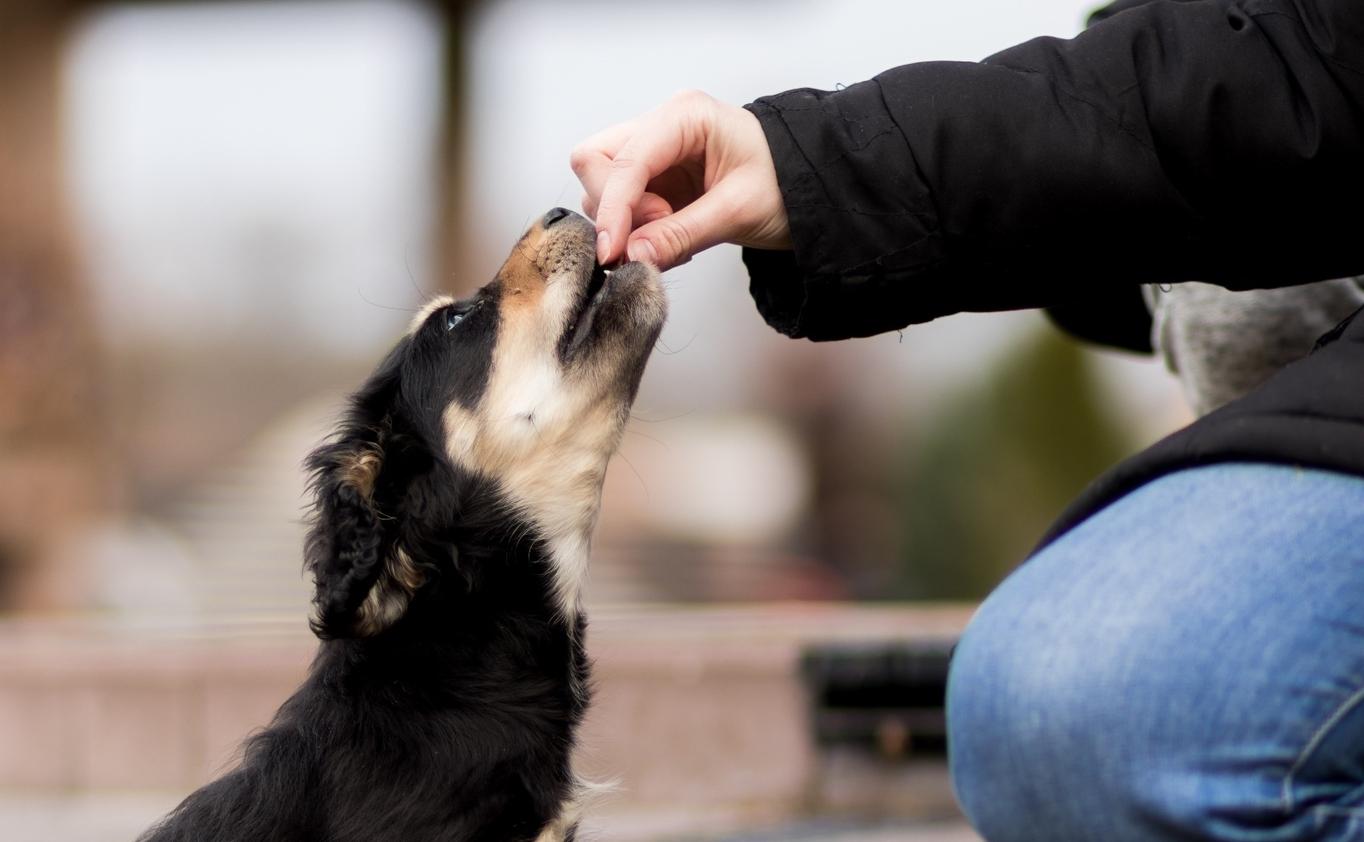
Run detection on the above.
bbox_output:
[305,347,432,639]
[305,434,394,638]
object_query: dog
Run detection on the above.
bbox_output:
[139,207,666,842]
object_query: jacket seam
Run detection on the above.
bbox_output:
[985,59,1208,216]
[802,127,903,170]
[869,77,944,265]
[841,243,948,281]
[767,101,903,168]
[986,60,1157,155]
[800,247,948,286]
[755,102,833,281]
[768,93,942,274]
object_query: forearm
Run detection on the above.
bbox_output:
[746,0,1364,340]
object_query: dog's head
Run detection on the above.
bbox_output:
[306,208,665,638]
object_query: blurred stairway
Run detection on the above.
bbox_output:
[155,398,830,621]
[157,395,663,620]
[160,397,338,621]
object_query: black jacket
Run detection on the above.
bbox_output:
[742,0,1364,545]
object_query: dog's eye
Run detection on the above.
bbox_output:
[445,310,465,331]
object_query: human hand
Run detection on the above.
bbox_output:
[571,90,792,271]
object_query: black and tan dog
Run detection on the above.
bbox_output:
[140,208,665,842]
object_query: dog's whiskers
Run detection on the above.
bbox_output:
[612,448,650,501]
[629,408,695,424]
[653,334,695,356]
[355,286,421,314]
[551,181,575,211]
[623,426,669,449]
[514,239,542,268]
[402,245,441,303]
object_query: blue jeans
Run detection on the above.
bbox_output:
[947,464,1364,841]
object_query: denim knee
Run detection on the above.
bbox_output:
[946,465,1364,842]
[946,588,1229,841]
[947,594,1131,841]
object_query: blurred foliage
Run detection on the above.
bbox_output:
[889,327,1134,600]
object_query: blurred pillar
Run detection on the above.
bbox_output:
[0,2,108,610]
[431,0,482,294]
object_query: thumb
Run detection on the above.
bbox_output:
[625,186,736,271]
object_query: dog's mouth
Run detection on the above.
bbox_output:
[560,259,634,361]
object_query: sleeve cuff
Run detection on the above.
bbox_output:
[742,84,944,341]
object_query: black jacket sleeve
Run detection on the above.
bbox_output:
[743,0,1364,341]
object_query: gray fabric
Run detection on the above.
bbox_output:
[1145,279,1364,416]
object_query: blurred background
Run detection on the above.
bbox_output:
[0,0,1191,839]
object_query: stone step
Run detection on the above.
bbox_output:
[0,792,980,842]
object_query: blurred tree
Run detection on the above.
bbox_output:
[889,326,1135,600]
[0,1,109,610]
[0,0,484,612]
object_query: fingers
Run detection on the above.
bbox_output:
[572,91,761,268]
[626,178,742,271]
[579,190,672,229]
[573,119,665,262]
[570,120,634,215]
[635,193,674,225]
[572,122,676,261]
[575,91,717,264]
[592,133,687,263]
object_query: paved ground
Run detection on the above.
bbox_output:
[698,819,981,842]
[2,793,981,842]
[2,792,180,842]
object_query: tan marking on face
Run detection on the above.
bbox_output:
[441,385,623,618]
[497,236,548,309]
[420,214,663,620]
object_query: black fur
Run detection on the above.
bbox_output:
[142,290,588,842]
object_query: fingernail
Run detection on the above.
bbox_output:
[628,239,658,266]
[596,230,611,264]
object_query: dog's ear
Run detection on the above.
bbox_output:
[305,427,427,639]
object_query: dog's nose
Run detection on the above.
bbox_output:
[543,207,573,227]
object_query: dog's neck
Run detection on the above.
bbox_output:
[387,519,593,706]
[508,473,604,624]
[475,446,613,624]
[441,387,625,624]
[416,473,600,626]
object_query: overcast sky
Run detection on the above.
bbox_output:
[65,0,1093,342]
[461,0,1125,410]
[64,0,1180,420]
[466,0,1096,245]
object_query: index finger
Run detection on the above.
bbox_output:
[570,120,635,213]
[592,111,695,264]
[571,124,672,225]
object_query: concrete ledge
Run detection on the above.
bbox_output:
[0,603,974,835]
